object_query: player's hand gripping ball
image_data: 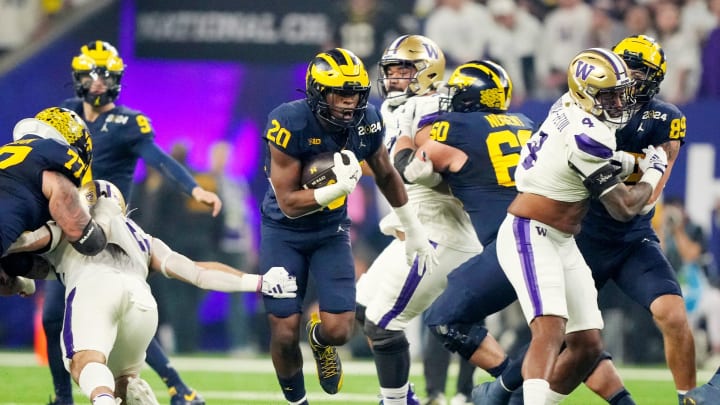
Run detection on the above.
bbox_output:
[301,152,337,189]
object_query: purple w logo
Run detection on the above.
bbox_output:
[575,61,596,80]
[423,44,440,59]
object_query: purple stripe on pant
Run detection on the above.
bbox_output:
[63,287,76,359]
[512,216,543,317]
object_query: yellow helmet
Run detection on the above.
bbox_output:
[378,35,445,105]
[305,48,371,130]
[79,179,126,215]
[71,40,125,106]
[34,107,93,167]
[443,60,512,113]
[612,35,666,103]
[567,48,636,128]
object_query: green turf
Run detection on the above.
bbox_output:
[0,351,690,404]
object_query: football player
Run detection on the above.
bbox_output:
[575,35,694,405]
[260,47,436,405]
[41,40,221,405]
[4,180,297,405]
[494,47,666,405]
[354,35,483,405]
[0,106,105,263]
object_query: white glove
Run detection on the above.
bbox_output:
[404,151,442,188]
[260,266,297,298]
[314,150,362,207]
[610,150,636,180]
[637,145,668,192]
[15,276,35,297]
[638,145,668,175]
[394,204,438,276]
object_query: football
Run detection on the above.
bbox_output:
[301,152,336,189]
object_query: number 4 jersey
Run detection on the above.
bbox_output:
[0,136,87,253]
[516,93,617,203]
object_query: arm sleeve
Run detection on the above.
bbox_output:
[150,238,258,292]
[136,141,197,196]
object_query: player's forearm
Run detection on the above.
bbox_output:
[44,171,91,241]
[6,225,52,254]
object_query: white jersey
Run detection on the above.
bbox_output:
[516,93,617,202]
[43,214,158,377]
[379,94,481,253]
[357,94,482,331]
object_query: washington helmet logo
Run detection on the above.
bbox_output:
[575,61,596,81]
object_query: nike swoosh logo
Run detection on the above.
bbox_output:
[185,392,197,401]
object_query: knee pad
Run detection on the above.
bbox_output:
[78,362,115,398]
[355,304,367,325]
[364,321,408,354]
[430,323,488,360]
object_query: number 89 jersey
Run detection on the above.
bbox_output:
[0,136,88,253]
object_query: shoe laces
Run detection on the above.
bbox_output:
[317,345,339,377]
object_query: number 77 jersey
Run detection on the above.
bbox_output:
[0,136,89,253]
[430,109,534,246]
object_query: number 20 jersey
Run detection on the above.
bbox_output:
[261,99,384,229]
[432,110,534,245]
[0,136,86,253]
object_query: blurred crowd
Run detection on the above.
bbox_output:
[326,0,720,104]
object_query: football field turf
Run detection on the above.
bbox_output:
[0,350,711,404]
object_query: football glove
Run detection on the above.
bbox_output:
[314,150,362,207]
[638,145,668,175]
[638,145,668,192]
[393,204,438,276]
[261,267,298,298]
[404,151,442,188]
[610,150,636,180]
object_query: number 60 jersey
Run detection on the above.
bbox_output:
[0,135,88,253]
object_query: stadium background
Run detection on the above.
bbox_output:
[0,0,719,367]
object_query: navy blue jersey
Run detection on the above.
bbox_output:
[432,111,535,245]
[581,99,686,242]
[0,136,87,253]
[61,98,196,199]
[261,100,384,229]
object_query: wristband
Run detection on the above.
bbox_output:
[69,219,107,256]
[238,274,262,292]
[639,168,663,193]
[314,183,346,207]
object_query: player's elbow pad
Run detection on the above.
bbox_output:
[69,219,107,256]
[583,164,621,199]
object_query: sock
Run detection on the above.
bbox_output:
[288,396,308,405]
[523,379,549,405]
[145,338,183,390]
[607,388,636,405]
[490,376,513,400]
[310,323,331,347]
[373,344,410,387]
[487,357,510,378]
[278,370,307,403]
[78,362,114,399]
[546,389,567,405]
[677,390,687,405]
[381,382,409,405]
[92,393,116,405]
[500,355,524,391]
